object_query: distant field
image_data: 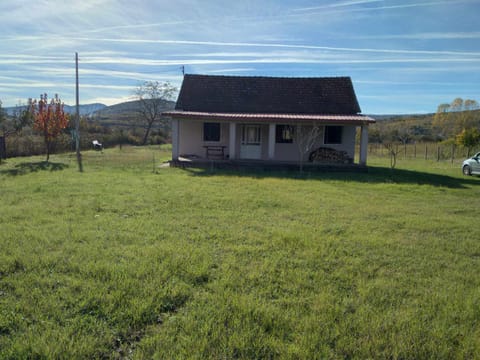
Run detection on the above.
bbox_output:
[1,146,479,358]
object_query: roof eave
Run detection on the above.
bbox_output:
[162,111,376,124]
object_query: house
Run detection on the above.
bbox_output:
[164,74,375,168]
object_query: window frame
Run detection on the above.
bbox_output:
[241,125,261,145]
[324,125,343,145]
[275,124,295,144]
[203,122,221,142]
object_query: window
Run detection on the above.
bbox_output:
[324,126,343,144]
[241,125,261,145]
[203,122,220,142]
[276,125,294,143]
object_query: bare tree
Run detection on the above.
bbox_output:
[134,81,177,145]
[295,122,321,173]
[383,143,402,169]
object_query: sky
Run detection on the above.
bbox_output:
[1,0,479,114]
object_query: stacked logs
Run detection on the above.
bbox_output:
[309,147,353,164]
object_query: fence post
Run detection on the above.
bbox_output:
[425,143,428,160]
[414,143,416,158]
[0,136,5,160]
[437,145,440,162]
[451,144,455,164]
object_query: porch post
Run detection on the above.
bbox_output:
[268,123,276,160]
[359,125,369,166]
[172,118,179,161]
[229,122,236,159]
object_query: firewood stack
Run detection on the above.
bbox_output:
[309,147,353,164]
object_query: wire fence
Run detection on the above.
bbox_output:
[367,142,475,163]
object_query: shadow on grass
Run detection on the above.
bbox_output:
[0,161,69,176]
[182,165,479,189]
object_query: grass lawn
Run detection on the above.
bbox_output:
[1,146,479,359]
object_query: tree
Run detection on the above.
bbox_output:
[437,103,451,113]
[383,142,402,169]
[30,93,69,161]
[456,128,480,157]
[134,81,176,145]
[433,98,480,140]
[0,101,33,162]
[11,104,34,134]
[0,101,6,162]
[464,99,479,111]
[450,97,464,112]
[295,122,321,173]
[0,101,6,136]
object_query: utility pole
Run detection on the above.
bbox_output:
[75,52,83,172]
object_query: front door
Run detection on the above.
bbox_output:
[240,125,262,159]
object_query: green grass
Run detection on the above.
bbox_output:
[1,146,479,359]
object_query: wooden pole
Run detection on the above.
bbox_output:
[75,52,83,172]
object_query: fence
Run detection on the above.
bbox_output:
[367,142,475,163]
[0,136,5,159]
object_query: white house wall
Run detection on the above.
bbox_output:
[178,119,202,156]
[177,119,357,162]
[178,119,230,158]
[323,125,356,159]
[274,126,323,162]
[271,124,357,162]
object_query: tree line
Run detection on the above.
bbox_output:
[369,97,480,161]
[0,81,176,161]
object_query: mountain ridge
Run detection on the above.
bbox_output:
[5,100,432,123]
[4,99,176,120]
[5,103,107,117]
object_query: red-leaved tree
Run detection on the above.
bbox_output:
[30,93,69,161]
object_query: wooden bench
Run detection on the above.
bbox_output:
[203,145,226,159]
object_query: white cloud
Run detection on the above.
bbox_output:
[293,0,384,12]
[81,95,135,106]
[202,68,255,74]
[1,0,479,113]
[292,0,472,13]
[354,32,480,40]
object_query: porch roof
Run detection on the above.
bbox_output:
[163,110,375,125]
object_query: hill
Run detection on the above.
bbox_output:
[367,113,435,121]
[5,103,107,117]
[4,100,176,127]
[368,109,480,143]
[65,103,107,115]
[89,99,176,127]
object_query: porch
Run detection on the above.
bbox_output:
[170,117,372,166]
[169,157,368,173]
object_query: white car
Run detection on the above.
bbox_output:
[462,152,480,175]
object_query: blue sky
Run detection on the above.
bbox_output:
[1,0,479,114]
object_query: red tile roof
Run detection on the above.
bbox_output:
[164,111,375,124]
